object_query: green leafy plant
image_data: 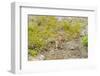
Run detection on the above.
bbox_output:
[82,35,88,47]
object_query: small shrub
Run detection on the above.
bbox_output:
[28,49,38,57]
[82,35,88,47]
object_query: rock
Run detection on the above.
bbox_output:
[28,54,45,61]
[70,46,75,50]
[37,54,45,60]
[80,46,88,58]
[64,39,80,50]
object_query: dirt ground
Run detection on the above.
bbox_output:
[28,38,88,61]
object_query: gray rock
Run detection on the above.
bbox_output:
[70,46,75,50]
[29,54,45,61]
[38,55,45,60]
